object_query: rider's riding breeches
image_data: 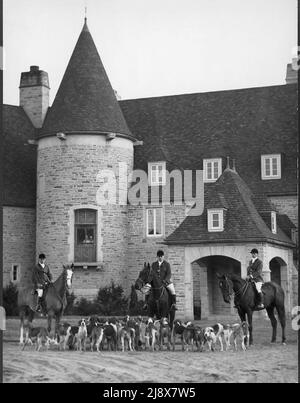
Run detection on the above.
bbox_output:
[255,282,263,293]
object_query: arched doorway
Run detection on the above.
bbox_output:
[270,258,282,285]
[192,255,241,318]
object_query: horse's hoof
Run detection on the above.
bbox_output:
[282,342,286,346]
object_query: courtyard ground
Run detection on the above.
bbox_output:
[3,314,298,383]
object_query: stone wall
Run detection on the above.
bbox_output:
[36,135,133,300]
[3,207,36,287]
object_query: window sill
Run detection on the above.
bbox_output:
[73,262,104,270]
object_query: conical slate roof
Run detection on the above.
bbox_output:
[41,20,132,137]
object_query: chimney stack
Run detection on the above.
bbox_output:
[19,66,50,128]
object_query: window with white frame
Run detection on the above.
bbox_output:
[203,159,222,182]
[271,211,277,234]
[208,209,224,232]
[11,264,20,283]
[148,162,166,186]
[261,154,281,180]
[146,208,164,237]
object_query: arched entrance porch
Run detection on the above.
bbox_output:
[192,255,241,319]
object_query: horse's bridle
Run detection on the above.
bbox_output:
[224,275,249,300]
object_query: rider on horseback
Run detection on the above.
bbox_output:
[32,253,53,313]
[246,248,264,309]
[143,250,178,311]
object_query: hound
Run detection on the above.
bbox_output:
[119,323,135,352]
[193,325,206,352]
[182,322,196,352]
[76,319,88,352]
[204,323,224,351]
[56,322,72,351]
[102,323,118,351]
[231,322,250,351]
[171,320,190,351]
[222,324,233,351]
[145,318,159,351]
[22,326,51,352]
[137,319,148,350]
[89,318,104,352]
[159,317,172,350]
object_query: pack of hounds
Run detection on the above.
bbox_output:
[22,316,250,353]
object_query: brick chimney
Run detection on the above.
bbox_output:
[19,65,50,128]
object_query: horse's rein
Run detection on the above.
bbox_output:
[225,276,249,300]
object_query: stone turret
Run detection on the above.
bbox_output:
[19,65,50,128]
[36,19,134,299]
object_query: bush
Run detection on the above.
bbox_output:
[64,291,77,315]
[95,281,128,316]
[72,297,100,316]
[3,282,19,316]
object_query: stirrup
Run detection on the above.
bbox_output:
[142,304,148,311]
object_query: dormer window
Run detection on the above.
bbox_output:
[148,162,166,186]
[271,211,277,234]
[261,154,281,180]
[203,159,222,183]
[208,209,224,232]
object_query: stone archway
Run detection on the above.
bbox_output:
[192,255,241,319]
[270,258,282,285]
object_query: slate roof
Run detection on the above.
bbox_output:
[120,83,297,197]
[165,168,295,247]
[41,20,132,138]
[3,105,37,207]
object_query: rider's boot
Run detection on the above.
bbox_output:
[170,294,178,311]
[256,292,264,309]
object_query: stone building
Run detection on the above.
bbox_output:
[3,19,298,319]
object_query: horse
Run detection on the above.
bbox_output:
[217,273,286,345]
[18,264,74,344]
[134,263,175,329]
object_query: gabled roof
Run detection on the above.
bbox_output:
[120,83,297,197]
[41,20,132,138]
[3,105,37,207]
[165,168,295,248]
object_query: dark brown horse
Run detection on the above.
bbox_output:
[18,264,74,344]
[217,273,286,345]
[135,263,175,328]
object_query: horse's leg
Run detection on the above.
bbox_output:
[276,305,286,344]
[47,311,54,335]
[19,309,25,345]
[246,310,253,345]
[54,315,61,343]
[266,306,277,343]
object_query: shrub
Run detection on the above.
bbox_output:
[64,291,77,315]
[95,281,128,316]
[72,297,100,316]
[3,282,19,316]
